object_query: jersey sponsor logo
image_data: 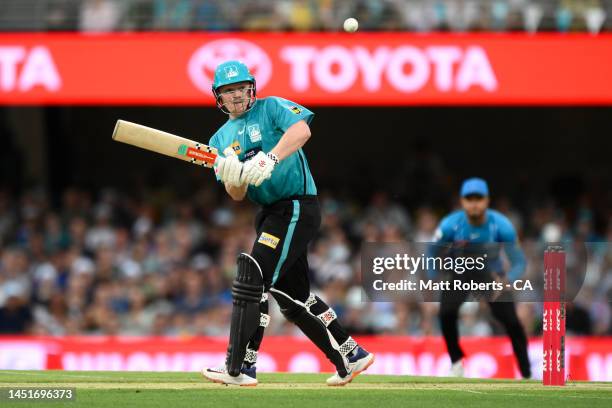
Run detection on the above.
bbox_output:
[248,124,262,142]
[231,141,241,155]
[287,105,301,114]
[258,232,280,249]
[244,147,262,160]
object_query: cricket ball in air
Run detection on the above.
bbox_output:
[343,18,359,33]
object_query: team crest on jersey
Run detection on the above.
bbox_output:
[289,105,301,114]
[224,65,238,79]
[258,232,280,249]
[231,140,241,155]
[248,124,262,142]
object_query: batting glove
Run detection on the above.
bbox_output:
[214,147,244,187]
[242,151,277,187]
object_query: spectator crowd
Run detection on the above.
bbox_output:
[0,182,610,339]
[0,0,610,33]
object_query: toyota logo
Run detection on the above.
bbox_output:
[188,39,272,95]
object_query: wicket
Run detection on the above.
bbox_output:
[543,246,566,386]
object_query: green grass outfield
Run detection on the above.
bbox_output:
[0,370,610,408]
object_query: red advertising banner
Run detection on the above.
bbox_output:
[0,33,611,106]
[1,336,611,381]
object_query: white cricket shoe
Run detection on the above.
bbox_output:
[201,366,258,387]
[326,346,375,386]
[449,360,465,377]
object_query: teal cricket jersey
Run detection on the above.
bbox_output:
[209,96,317,206]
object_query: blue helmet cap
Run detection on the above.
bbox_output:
[212,60,255,92]
[460,178,489,197]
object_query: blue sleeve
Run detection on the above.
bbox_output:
[497,215,526,281]
[426,215,456,278]
[265,97,314,133]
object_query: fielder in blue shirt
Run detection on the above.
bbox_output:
[201,61,373,387]
[433,178,531,379]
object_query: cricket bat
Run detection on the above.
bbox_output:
[112,120,218,168]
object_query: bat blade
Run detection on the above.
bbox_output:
[112,120,218,168]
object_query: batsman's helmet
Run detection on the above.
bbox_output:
[212,61,257,114]
[212,60,255,91]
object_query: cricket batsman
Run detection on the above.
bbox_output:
[201,61,374,386]
[432,178,531,378]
